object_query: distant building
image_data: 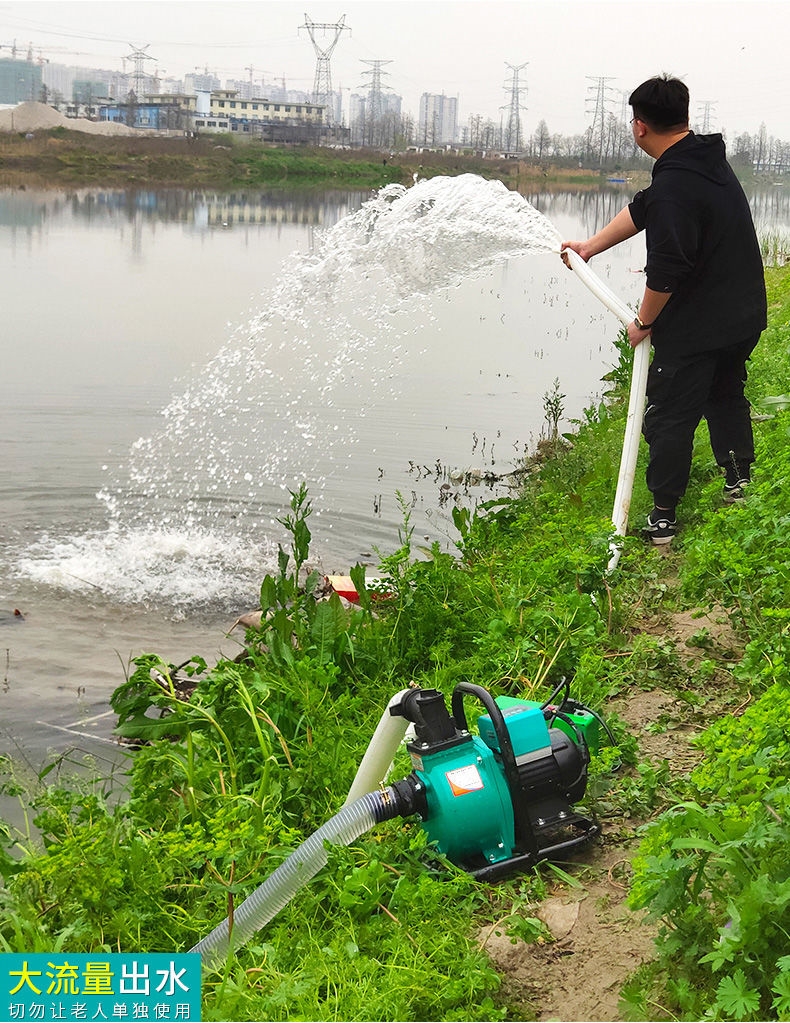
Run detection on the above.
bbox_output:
[41,62,72,102]
[225,78,256,101]
[70,65,127,100]
[198,90,326,134]
[418,93,458,146]
[71,79,110,117]
[42,62,130,106]
[101,96,195,130]
[99,88,330,141]
[73,79,106,102]
[156,77,186,97]
[265,81,312,106]
[349,90,403,145]
[184,71,221,94]
[0,58,42,104]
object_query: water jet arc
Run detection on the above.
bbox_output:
[562,247,650,571]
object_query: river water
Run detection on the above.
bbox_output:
[0,178,781,771]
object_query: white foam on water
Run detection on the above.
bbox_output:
[14,175,565,610]
[15,525,269,612]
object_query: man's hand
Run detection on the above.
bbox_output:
[627,319,652,348]
[560,241,594,267]
[560,206,640,268]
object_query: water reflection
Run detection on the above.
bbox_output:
[748,184,790,231]
[3,179,785,242]
[0,186,371,233]
[526,186,636,237]
[531,182,790,240]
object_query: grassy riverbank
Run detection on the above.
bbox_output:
[1,253,789,1020]
[0,129,617,190]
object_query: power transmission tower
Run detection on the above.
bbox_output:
[125,44,156,99]
[300,14,350,127]
[501,62,528,154]
[696,100,717,133]
[245,65,256,99]
[359,59,392,143]
[585,75,616,165]
[617,88,630,124]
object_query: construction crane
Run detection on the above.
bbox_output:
[29,44,105,62]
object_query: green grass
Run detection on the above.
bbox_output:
[0,129,627,191]
[1,266,789,1020]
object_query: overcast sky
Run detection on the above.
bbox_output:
[1,0,789,140]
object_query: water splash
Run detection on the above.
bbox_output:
[15,525,260,609]
[114,175,562,523]
[299,175,562,297]
[16,175,566,610]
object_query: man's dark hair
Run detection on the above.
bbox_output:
[629,75,689,131]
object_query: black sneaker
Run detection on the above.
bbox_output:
[723,479,749,503]
[643,513,678,545]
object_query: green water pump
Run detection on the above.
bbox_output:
[192,681,605,962]
[386,683,601,880]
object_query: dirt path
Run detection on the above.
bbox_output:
[483,840,657,1021]
[484,605,740,1021]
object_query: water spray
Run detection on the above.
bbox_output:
[121,178,636,967]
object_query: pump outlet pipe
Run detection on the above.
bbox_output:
[344,688,411,806]
[562,247,650,572]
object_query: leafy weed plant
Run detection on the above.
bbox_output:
[624,266,790,1020]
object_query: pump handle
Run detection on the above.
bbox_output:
[451,682,540,857]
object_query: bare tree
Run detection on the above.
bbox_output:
[532,118,551,161]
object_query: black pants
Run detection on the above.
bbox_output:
[642,334,760,509]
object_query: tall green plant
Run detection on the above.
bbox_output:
[254,484,371,667]
[629,681,790,1020]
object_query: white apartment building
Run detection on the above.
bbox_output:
[418,93,458,146]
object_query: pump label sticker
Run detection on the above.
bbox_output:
[445,764,485,796]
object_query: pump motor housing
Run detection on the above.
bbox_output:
[391,683,599,880]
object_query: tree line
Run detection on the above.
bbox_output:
[356,106,790,175]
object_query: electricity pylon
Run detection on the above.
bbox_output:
[300,14,350,127]
[502,61,528,154]
[360,59,392,131]
[585,75,616,165]
[125,44,156,99]
[697,100,717,133]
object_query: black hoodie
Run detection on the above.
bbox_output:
[628,132,766,356]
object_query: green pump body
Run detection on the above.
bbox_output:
[392,686,599,879]
[409,734,516,864]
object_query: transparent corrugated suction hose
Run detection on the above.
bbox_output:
[189,791,386,966]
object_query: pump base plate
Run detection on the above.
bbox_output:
[468,818,601,882]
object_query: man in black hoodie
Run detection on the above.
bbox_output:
[562,75,766,545]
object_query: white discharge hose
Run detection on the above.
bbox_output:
[562,247,650,572]
[344,689,411,805]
